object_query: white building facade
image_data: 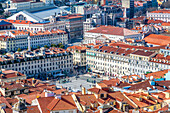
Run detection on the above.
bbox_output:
[86,46,170,76]
[0,47,73,77]
[147,10,170,22]
[0,29,68,52]
[84,26,142,42]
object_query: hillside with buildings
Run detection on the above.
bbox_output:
[0,0,170,113]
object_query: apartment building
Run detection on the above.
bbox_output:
[100,5,123,25]
[5,0,54,13]
[122,0,134,18]
[147,10,170,22]
[84,26,142,42]
[0,29,68,52]
[1,17,65,32]
[83,13,102,32]
[86,46,170,76]
[58,14,84,41]
[71,3,99,19]
[67,46,87,67]
[0,47,73,77]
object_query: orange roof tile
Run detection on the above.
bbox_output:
[47,98,77,111]
[87,26,140,36]
[145,69,168,79]
[37,97,54,113]
[88,88,108,94]
[27,105,40,113]
[150,10,170,14]
[162,22,170,26]
[144,34,170,46]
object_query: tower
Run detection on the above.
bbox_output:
[123,8,127,18]
[122,0,134,18]
[27,33,31,51]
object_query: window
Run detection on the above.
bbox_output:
[101,94,104,98]
[69,111,73,113]
[154,106,156,110]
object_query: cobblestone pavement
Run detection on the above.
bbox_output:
[56,77,94,92]
[47,74,109,92]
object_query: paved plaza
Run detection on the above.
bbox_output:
[55,77,94,92]
[46,74,110,92]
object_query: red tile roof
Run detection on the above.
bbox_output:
[88,88,108,94]
[86,26,140,36]
[0,70,26,79]
[108,42,166,50]
[144,34,170,46]
[131,50,155,57]
[145,69,168,79]
[67,45,88,51]
[150,10,170,14]
[59,14,83,19]
[27,105,40,113]
[162,22,170,26]
[147,19,164,24]
[108,92,137,108]
[130,16,145,21]
[37,97,54,113]
[47,98,77,111]
[11,0,32,3]
[76,94,99,106]
[97,46,135,56]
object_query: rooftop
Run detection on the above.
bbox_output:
[150,10,170,14]
[131,50,155,57]
[0,70,26,80]
[144,34,170,46]
[86,26,140,36]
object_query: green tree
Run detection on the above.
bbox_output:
[17,48,21,52]
[37,45,40,49]
[51,44,57,47]
[57,43,64,48]
[44,45,49,48]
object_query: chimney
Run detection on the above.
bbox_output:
[82,87,86,95]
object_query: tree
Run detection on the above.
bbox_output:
[44,45,49,48]
[37,45,40,49]
[57,43,64,49]
[17,48,21,52]
[51,44,57,47]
